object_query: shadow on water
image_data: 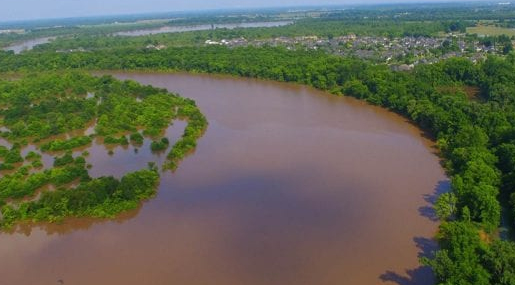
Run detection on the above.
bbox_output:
[380,180,449,285]
[418,180,451,222]
[380,267,434,285]
[379,237,438,285]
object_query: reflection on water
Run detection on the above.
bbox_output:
[0,72,449,285]
[5,206,142,237]
[114,21,293,36]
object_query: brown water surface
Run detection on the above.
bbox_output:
[0,72,448,285]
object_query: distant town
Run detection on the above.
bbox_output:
[201,33,514,70]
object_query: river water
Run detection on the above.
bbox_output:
[114,21,293,36]
[0,72,448,285]
[2,37,55,54]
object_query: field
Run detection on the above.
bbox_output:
[467,25,515,36]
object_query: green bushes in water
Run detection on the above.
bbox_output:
[53,152,75,167]
[130,132,144,144]
[104,135,129,145]
[164,104,207,171]
[0,72,207,229]
[0,169,159,227]
[0,154,88,201]
[40,136,92,152]
[0,163,15,171]
[150,137,169,152]
[25,151,41,161]
[0,146,23,164]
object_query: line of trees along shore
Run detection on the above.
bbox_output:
[1,45,515,284]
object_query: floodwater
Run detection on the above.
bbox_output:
[2,37,55,54]
[114,21,293,36]
[0,72,448,285]
[0,119,187,178]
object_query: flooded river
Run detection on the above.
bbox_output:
[0,72,448,285]
[2,37,55,54]
[114,21,293,36]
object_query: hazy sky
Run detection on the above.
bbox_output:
[2,0,474,22]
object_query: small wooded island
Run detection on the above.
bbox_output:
[0,72,207,228]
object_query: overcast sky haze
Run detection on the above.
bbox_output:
[2,0,483,22]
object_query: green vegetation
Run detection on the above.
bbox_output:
[467,26,515,37]
[129,132,144,144]
[0,154,88,201]
[166,100,207,170]
[40,136,92,151]
[0,146,23,164]
[0,72,207,228]
[25,151,41,161]
[0,73,98,141]
[0,169,159,226]
[53,152,75,167]
[150,137,169,152]
[104,135,129,145]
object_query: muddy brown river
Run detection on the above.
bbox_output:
[0,72,448,285]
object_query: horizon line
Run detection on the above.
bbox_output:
[0,0,499,26]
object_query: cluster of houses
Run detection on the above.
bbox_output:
[204,33,512,68]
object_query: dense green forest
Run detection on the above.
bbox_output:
[1,44,514,284]
[0,72,207,228]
